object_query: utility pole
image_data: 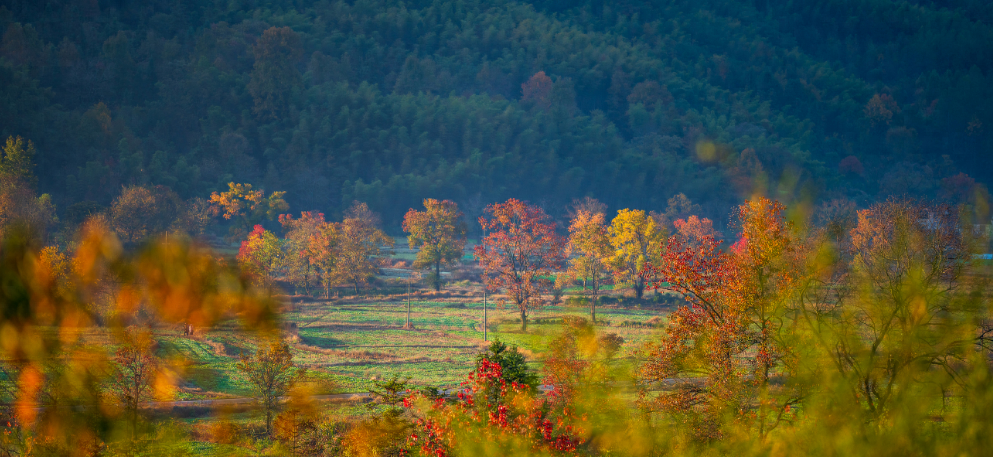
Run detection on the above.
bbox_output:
[406,279,411,329]
[481,227,487,342]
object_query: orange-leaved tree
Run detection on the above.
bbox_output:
[641,197,806,440]
[607,208,666,299]
[337,202,393,294]
[280,211,326,295]
[475,199,566,331]
[307,220,342,298]
[567,210,612,321]
[402,199,468,291]
[673,214,721,244]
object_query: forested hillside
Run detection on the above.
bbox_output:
[1,0,990,230]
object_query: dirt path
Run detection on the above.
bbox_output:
[143,392,372,410]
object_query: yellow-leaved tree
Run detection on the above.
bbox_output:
[567,210,612,321]
[209,182,288,242]
[607,209,666,299]
[402,199,468,291]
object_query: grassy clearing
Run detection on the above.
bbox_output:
[136,291,668,400]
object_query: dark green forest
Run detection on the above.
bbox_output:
[1,0,991,230]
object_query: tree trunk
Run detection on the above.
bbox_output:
[435,261,441,291]
[520,308,527,332]
[591,291,597,323]
[634,278,644,300]
[304,265,311,296]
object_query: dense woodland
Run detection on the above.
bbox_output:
[2,0,993,456]
[1,0,991,232]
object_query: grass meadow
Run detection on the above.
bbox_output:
[155,286,671,401]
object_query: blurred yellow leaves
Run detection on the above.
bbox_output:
[0,216,277,452]
[695,140,718,163]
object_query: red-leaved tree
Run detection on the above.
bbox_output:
[475,199,566,331]
[641,197,806,440]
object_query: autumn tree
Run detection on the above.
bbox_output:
[564,196,606,230]
[0,136,55,237]
[1,136,37,187]
[0,176,55,238]
[307,220,342,298]
[274,382,321,456]
[248,27,303,120]
[674,215,721,244]
[475,199,566,331]
[344,200,381,228]
[650,193,702,232]
[521,71,553,109]
[607,209,666,300]
[280,211,326,295]
[819,198,972,422]
[112,327,157,439]
[337,202,393,293]
[864,93,899,128]
[814,198,858,242]
[641,197,805,439]
[402,199,468,291]
[238,340,296,437]
[109,185,182,244]
[567,210,612,321]
[178,197,214,237]
[237,225,285,289]
[209,182,288,241]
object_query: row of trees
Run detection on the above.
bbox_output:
[240,202,393,296]
[227,191,777,333]
[345,194,993,456]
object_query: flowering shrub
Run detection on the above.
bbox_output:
[404,360,582,456]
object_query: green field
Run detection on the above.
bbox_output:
[154,287,669,400]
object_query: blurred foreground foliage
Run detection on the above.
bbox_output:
[0,219,278,455]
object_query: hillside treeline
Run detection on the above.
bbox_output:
[0,0,990,229]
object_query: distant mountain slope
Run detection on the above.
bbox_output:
[0,0,988,229]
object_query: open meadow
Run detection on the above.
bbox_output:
[163,282,672,400]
